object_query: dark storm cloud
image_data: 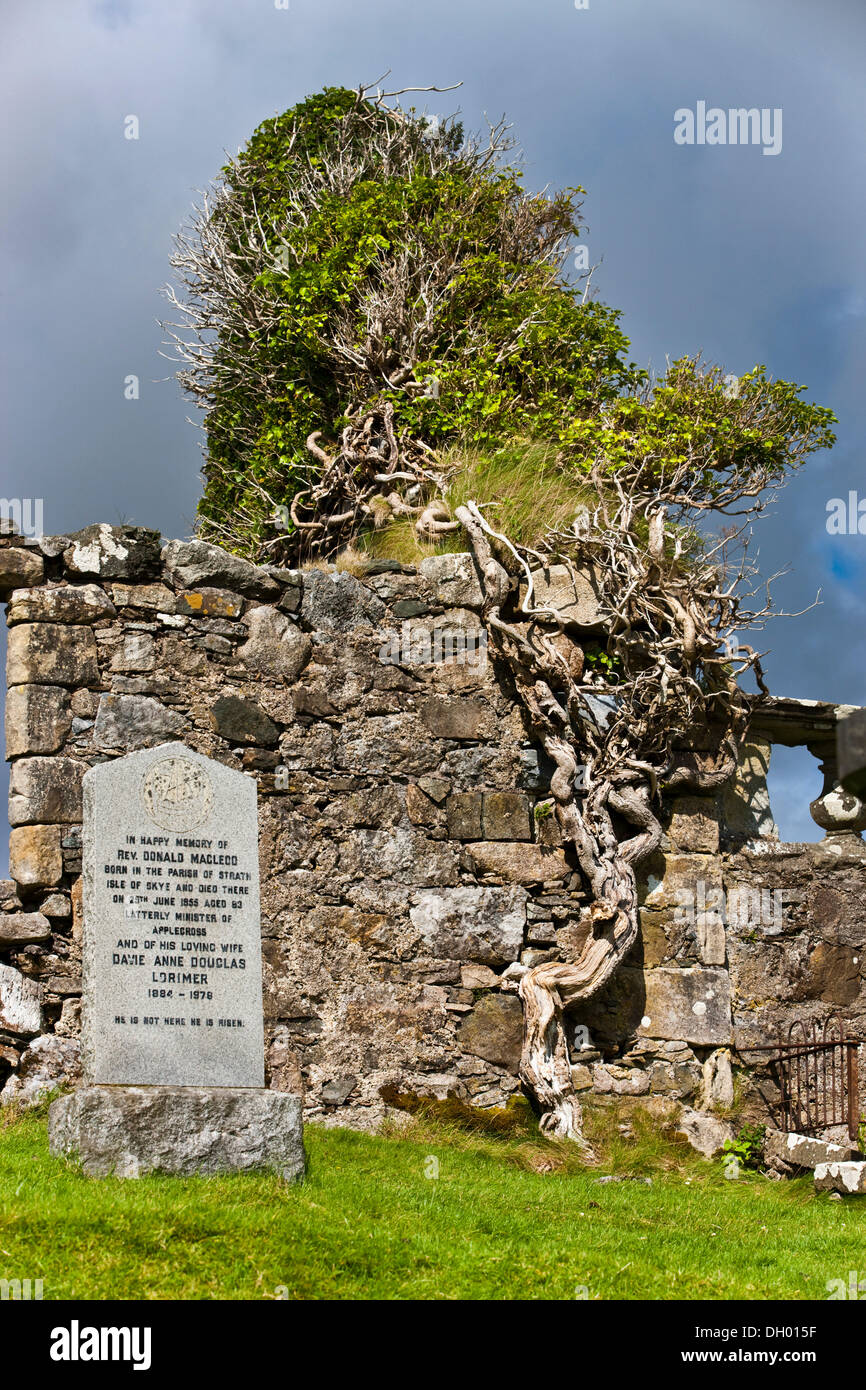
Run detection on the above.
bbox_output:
[2,0,864,869]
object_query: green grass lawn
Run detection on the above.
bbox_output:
[0,1099,861,1300]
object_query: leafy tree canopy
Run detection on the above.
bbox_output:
[166,84,835,559]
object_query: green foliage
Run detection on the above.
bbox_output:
[182,86,836,556]
[559,360,836,500]
[583,644,623,684]
[722,1123,766,1172]
[196,86,632,547]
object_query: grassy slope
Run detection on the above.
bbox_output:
[0,1102,861,1301]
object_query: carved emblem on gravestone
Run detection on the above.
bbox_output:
[140,755,214,831]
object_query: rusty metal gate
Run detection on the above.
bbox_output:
[763,1017,861,1144]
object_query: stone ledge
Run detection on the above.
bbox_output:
[48,1085,305,1180]
[764,1129,861,1171]
[814,1160,866,1195]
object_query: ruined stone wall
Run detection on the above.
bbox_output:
[1,523,864,1134]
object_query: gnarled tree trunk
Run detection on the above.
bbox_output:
[456,500,744,1146]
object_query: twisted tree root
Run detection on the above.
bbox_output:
[454,499,746,1145]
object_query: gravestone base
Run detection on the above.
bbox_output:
[48,1085,305,1181]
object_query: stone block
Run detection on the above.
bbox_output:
[583,962,732,1049]
[648,1059,700,1099]
[339,827,458,885]
[163,539,279,600]
[320,1076,357,1106]
[417,776,450,804]
[700,1048,734,1108]
[5,684,72,756]
[383,609,486,673]
[236,606,312,681]
[592,1064,650,1095]
[813,1161,866,1194]
[676,1107,735,1158]
[410,886,527,966]
[0,964,42,1036]
[109,582,176,611]
[70,690,99,718]
[696,911,726,966]
[482,791,532,840]
[405,783,438,826]
[292,686,336,718]
[460,963,500,990]
[726,935,809,1017]
[266,1030,305,1097]
[211,695,280,746]
[7,623,98,687]
[639,967,732,1046]
[520,563,607,629]
[159,635,207,675]
[639,853,723,911]
[64,525,162,581]
[0,880,22,911]
[8,825,63,888]
[464,841,569,884]
[92,694,186,751]
[526,920,556,945]
[638,910,679,968]
[109,633,156,672]
[457,994,524,1072]
[0,912,52,946]
[764,1130,860,1171]
[0,547,44,596]
[48,1086,305,1180]
[0,1033,80,1108]
[175,587,245,618]
[276,583,302,615]
[446,791,484,839]
[534,804,563,848]
[418,553,483,608]
[806,942,862,1006]
[391,598,431,618]
[9,756,84,825]
[299,569,386,632]
[421,697,494,740]
[520,946,555,968]
[39,893,70,918]
[667,796,720,854]
[7,584,115,625]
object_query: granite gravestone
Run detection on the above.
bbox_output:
[49,743,304,1180]
[80,742,264,1086]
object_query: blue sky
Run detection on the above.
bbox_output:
[1,0,864,867]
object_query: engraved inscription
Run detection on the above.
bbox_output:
[141,756,214,832]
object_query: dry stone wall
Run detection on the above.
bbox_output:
[1,523,864,1132]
